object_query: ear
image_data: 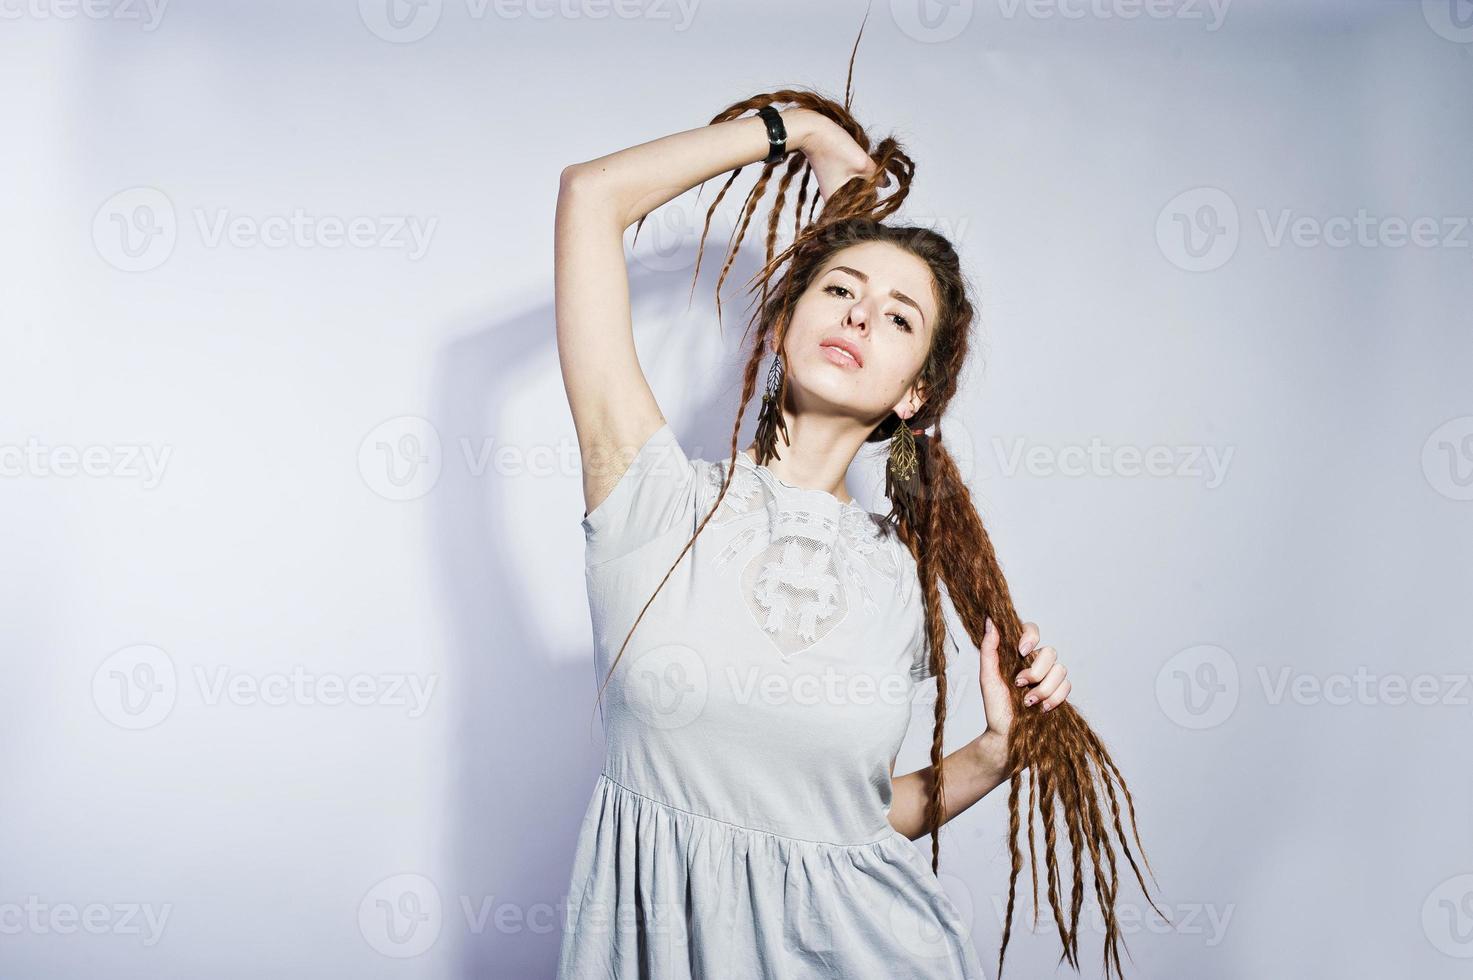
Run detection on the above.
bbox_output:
[891,377,927,421]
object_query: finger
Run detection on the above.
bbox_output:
[1022,664,1069,708]
[983,616,1000,656]
[1037,678,1072,713]
[1015,645,1056,687]
[1018,622,1040,658]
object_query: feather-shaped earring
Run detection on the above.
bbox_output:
[754,352,790,465]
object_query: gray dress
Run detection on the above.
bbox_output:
[556,422,985,979]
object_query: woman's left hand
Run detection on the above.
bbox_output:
[979,617,1072,742]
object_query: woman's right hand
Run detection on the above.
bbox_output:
[784,108,878,202]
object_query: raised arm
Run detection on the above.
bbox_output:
[554,108,823,517]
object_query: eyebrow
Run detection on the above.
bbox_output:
[827,265,926,327]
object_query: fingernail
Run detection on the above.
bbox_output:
[985,617,995,634]
[1023,696,1035,706]
[1021,638,1036,656]
[1042,703,1053,712]
[1015,675,1027,686]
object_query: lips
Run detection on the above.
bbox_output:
[819,336,863,368]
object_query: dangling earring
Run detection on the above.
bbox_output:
[885,413,926,528]
[754,351,791,465]
[889,417,920,483]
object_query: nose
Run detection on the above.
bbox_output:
[844,302,869,335]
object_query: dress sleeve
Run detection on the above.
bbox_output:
[907,619,937,682]
[908,618,963,682]
[580,422,700,567]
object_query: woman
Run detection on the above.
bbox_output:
[552,87,1161,979]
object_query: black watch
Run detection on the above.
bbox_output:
[756,105,786,164]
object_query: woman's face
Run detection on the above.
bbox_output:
[778,240,938,425]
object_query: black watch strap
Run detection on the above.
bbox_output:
[756,105,786,164]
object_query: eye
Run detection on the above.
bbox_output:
[824,283,913,333]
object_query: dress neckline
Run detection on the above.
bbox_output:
[734,448,866,514]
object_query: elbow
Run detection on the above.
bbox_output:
[559,161,606,196]
[559,163,586,192]
[557,163,626,230]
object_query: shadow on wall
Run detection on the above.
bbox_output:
[433,230,772,977]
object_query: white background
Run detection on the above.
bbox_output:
[2,0,1470,977]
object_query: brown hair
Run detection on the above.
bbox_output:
[591,37,1167,980]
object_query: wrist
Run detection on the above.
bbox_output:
[971,729,1010,777]
[779,108,822,154]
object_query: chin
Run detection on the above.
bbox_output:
[786,355,885,418]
